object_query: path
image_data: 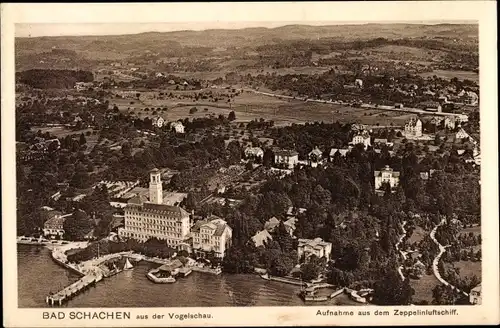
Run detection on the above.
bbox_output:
[429,218,469,297]
[395,221,409,281]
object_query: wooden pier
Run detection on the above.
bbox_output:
[46,273,101,306]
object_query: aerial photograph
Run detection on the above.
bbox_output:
[15,22,481,308]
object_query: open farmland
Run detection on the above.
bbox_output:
[111,88,417,126]
[418,69,479,83]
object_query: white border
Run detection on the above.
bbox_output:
[2,2,499,327]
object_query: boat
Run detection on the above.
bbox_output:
[123,258,134,270]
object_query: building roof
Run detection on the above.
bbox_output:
[245,146,264,156]
[43,211,66,227]
[251,230,273,247]
[374,165,400,177]
[150,168,160,174]
[308,147,323,157]
[192,216,230,237]
[171,121,184,127]
[286,206,307,216]
[159,259,183,272]
[374,138,388,144]
[330,148,350,157]
[298,238,332,250]
[471,284,481,292]
[284,217,297,232]
[264,217,280,231]
[162,192,188,206]
[274,149,299,157]
[405,117,422,127]
[127,201,190,219]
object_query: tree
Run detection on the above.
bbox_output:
[184,193,198,211]
[262,149,274,167]
[79,133,87,146]
[70,163,91,189]
[228,111,236,121]
[301,259,321,281]
[63,210,94,241]
[373,270,414,305]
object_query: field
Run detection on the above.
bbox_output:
[444,261,481,281]
[410,274,441,304]
[31,126,99,153]
[408,226,426,245]
[109,88,417,127]
[458,225,481,236]
[418,69,479,83]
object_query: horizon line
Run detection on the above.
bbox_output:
[15,21,477,38]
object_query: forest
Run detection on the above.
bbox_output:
[16,69,94,89]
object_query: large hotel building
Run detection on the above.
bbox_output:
[118,168,232,258]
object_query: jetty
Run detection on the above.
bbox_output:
[261,274,306,286]
[46,273,102,306]
[46,243,132,306]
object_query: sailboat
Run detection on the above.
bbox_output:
[124,258,134,271]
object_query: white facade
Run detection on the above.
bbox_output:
[118,169,233,254]
[455,128,470,140]
[244,147,264,159]
[469,284,481,304]
[404,117,422,138]
[152,116,165,128]
[274,150,299,169]
[374,165,400,191]
[192,217,233,258]
[43,213,66,239]
[297,238,332,262]
[443,117,456,129]
[171,121,185,134]
[351,131,371,149]
[118,169,191,246]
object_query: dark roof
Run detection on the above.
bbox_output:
[150,168,160,174]
[214,224,227,237]
[274,149,299,157]
[127,202,190,219]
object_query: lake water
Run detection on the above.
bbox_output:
[17,244,359,307]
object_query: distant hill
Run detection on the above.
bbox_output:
[15,24,478,71]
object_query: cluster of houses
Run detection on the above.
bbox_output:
[250,206,333,264]
[151,116,185,133]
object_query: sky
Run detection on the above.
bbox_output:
[15,21,472,38]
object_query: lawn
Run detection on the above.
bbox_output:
[410,273,441,304]
[444,261,481,281]
[408,226,426,245]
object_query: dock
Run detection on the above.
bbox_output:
[46,273,101,306]
[178,267,192,277]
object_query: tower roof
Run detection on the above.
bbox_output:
[150,168,160,174]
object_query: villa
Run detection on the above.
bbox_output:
[274,149,299,169]
[171,121,185,134]
[404,117,423,138]
[374,165,400,192]
[469,284,481,305]
[152,116,165,128]
[350,130,371,149]
[297,238,333,263]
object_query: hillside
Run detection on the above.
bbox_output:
[15,23,478,71]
